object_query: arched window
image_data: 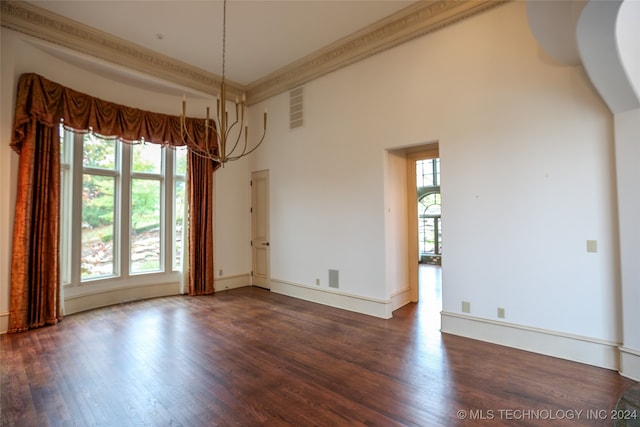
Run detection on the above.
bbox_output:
[418,192,442,257]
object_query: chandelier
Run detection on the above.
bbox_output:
[180,0,267,165]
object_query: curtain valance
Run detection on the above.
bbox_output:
[11,73,215,152]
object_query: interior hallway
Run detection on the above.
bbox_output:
[418,263,442,333]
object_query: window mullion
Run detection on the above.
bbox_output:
[164,148,173,273]
[70,132,84,286]
[121,142,131,279]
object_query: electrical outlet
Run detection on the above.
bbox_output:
[462,301,471,313]
[219,269,223,276]
[497,307,505,319]
[316,278,320,286]
[587,240,598,253]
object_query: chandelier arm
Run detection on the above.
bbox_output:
[185,124,222,161]
[225,129,266,162]
[187,145,219,161]
[222,96,245,159]
[188,135,222,162]
[187,147,220,161]
[224,121,246,158]
[181,127,199,148]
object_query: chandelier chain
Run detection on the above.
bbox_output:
[222,0,226,82]
[179,0,267,166]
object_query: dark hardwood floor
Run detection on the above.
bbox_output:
[1,268,636,426]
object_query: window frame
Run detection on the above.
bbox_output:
[60,128,184,297]
[129,142,165,275]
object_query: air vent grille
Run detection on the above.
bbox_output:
[289,86,304,130]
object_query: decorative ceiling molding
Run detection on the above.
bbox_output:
[1,0,506,106]
[247,0,506,104]
[0,0,246,100]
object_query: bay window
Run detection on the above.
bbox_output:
[60,126,186,290]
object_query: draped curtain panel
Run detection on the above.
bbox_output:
[188,154,215,295]
[9,73,219,332]
[9,121,61,333]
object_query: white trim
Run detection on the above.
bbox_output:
[214,274,251,292]
[271,278,393,319]
[64,281,180,315]
[441,311,621,370]
[0,312,8,334]
[620,346,640,381]
[390,286,412,312]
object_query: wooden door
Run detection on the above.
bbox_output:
[251,170,270,289]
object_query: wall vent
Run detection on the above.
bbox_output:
[329,269,339,289]
[289,86,304,130]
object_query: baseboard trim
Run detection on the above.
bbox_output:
[271,278,393,319]
[64,282,180,315]
[0,311,8,334]
[0,274,250,334]
[441,311,621,370]
[390,286,412,312]
[214,274,251,292]
[620,346,640,381]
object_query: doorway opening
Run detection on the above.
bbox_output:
[414,156,442,329]
[416,158,441,266]
[405,146,441,326]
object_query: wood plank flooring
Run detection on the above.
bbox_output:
[1,281,636,426]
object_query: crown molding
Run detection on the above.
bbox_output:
[1,0,506,106]
[0,0,245,100]
[247,0,506,104]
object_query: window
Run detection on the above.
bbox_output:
[416,158,442,264]
[60,126,186,289]
[81,134,118,279]
[173,147,187,270]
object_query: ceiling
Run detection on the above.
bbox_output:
[3,0,504,103]
[26,0,415,85]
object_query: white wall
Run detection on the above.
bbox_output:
[616,0,640,380]
[615,107,640,358]
[249,1,620,350]
[214,156,252,282]
[0,30,250,331]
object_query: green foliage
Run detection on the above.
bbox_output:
[82,174,115,228]
[83,134,116,169]
[132,143,162,173]
[131,178,160,231]
[82,140,165,230]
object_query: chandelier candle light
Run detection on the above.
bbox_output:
[180,0,267,165]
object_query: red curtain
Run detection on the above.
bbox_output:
[9,121,61,332]
[9,73,219,332]
[188,155,215,295]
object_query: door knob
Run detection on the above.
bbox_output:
[262,242,270,246]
